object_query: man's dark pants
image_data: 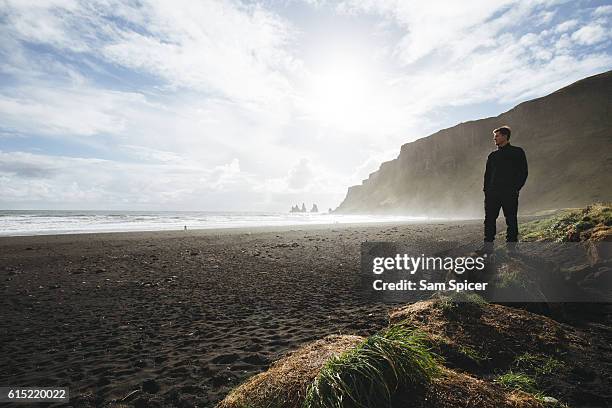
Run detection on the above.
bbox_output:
[484,190,519,242]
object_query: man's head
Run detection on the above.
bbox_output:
[493,126,511,147]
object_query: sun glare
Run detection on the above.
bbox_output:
[306,57,377,130]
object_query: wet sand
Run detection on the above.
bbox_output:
[0,220,482,407]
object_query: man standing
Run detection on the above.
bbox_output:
[482,126,528,251]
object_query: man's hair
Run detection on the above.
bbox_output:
[493,125,511,139]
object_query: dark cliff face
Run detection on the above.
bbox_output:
[335,70,612,217]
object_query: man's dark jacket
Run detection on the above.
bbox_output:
[483,143,528,193]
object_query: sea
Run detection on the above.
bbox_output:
[0,210,430,237]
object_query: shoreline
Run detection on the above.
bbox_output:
[0,209,467,239]
[0,218,481,241]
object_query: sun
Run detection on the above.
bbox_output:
[305,57,376,130]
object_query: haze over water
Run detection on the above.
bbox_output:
[0,210,432,237]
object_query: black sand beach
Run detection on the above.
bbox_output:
[0,221,483,407]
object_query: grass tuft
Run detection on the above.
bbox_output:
[514,353,563,377]
[495,353,566,406]
[434,292,488,313]
[494,371,538,394]
[457,345,489,366]
[303,326,440,408]
[497,268,527,290]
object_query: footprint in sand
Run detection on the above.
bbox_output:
[242,354,269,365]
[244,343,263,352]
[211,353,239,364]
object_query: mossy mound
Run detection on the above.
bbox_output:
[521,203,612,242]
[217,335,364,408]
[390,299,611,406]
[217,319,543,408]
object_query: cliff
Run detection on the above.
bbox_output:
[335,70,612,217]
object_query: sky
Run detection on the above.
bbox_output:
[0,0,611,212]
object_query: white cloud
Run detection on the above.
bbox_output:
[332,0,612,112]
[537,10,556,24]
[206,158,250,191]
[1,0,302,108]
[554,32,573,52]
[120,145,185,163]
[0,81,298,169]
[593,5,612,17]
[0,149,353,211]
[0,150,261,208]
[337,0,521,65]
[555,19,578,33]
[287,158,314,190]
[1,0,90,52]
[0,86,140,137]
[571,24,609,45]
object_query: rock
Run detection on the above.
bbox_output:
[541,396,558,404]
[290,204,307,213]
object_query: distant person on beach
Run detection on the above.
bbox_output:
[482,125,528,251]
